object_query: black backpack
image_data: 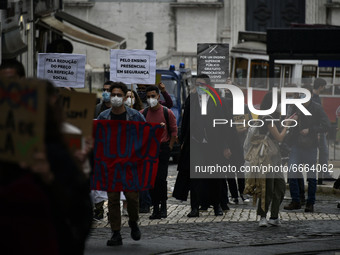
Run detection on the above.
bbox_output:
[142,106,171,138]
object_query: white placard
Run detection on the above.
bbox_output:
[110,49,156,84]
[37,53,86,88]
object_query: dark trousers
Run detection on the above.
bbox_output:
[190,179,202,209]
[150,143,170,206]
[107,191,139,231]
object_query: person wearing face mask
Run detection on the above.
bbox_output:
[93,81,115,221]
[125,89,143,110]
[124,89,152,213]
[140,85,178,219]
[95,81,114,118]
[97,82,146,246]
[137,82,173,108]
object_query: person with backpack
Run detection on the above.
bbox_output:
[140,85,177,219]
[245,92,296,227]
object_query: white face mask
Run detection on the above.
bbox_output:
[147,98,158,108]
[110,96,123,108]
[124,98,135,107]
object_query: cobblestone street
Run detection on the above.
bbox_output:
[86,163,340,255]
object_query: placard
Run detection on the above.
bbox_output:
[0,78,46,163]
[59,89,97,137]
[110,49,156,84]
[197,44,229,84]
[37,53,86,88]
[91,120,164,192]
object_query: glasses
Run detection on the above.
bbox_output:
[102,88,110,92]
[111,93,123,97]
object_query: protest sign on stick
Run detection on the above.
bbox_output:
[197,43,229,84]
[91,120,163,192]
[0,78,46,163]
[110,49,156,85]
[59,89,97,137]
[37,53,86,88]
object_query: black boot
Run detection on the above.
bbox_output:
[187,208,199,217]
[107,230,123,246]
[149,204,161,219]
[128,220,141,241]
[160,201,167,218]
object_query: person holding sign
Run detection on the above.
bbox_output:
[140,85,177,219]
[137,82,173,109]
[97,82,146,246]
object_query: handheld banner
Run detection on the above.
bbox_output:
[0,78,46,163]
[59,88,97,137]
[91,120,163,192]
[110,49,156,85]
[37,53,86,88]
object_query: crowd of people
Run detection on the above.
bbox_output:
[1,59,339,254]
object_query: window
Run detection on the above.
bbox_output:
[250,60,268,89]
[234,58,248,87]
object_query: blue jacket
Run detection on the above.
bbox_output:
[97,106,146,122]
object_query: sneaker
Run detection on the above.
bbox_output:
[305,203,314,213]
[240,194,250,203]
[107,231,123,246]
[268,218,280,226]
[259,217,268,227]
[128,220,141,241]
[284,201,301,210]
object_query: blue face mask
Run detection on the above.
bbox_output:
[102,91,111,102]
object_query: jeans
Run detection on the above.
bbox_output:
[288,145,317,205]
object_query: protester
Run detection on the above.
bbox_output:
[97,82,145,246]
[125,89,143,110]
[284,85,330,212]
[0,79,92,255]
[0,59,26,79]
[137,82,173,108]
[95,81,114,118]
[140,85,177,219]
[312,78,333,183]
[251,92,294,227]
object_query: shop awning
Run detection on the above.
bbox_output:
[39,12,126,51]
[2,26,28,59]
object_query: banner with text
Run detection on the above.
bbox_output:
[110,49,156,84]
[197,44,229,84]
[59,88,97,137]
[37,53,86,88]
[91,120,164,192]
[0,78,46,163]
